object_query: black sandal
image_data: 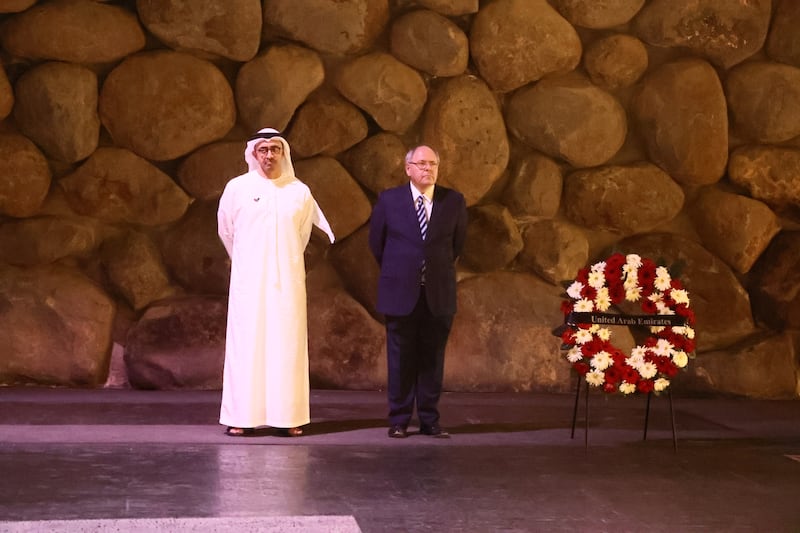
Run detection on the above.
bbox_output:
[277,427,303,437]
[225,427,255,437]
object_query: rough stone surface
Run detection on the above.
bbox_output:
[13,61,99,163]
[502,152,563,219]
[99,51,235,161]
[422,75,509,206]
[470,0,581,93]
[0,133,50,218]
[339,133,407,196]
[293,157,372,242]
[632,58,728,185]
[136,0,261,61]
[447,271,571,392]
[335,52,427,134]
[725,61,800,144]
[583,34,648,90]
[728,145,800,211]
[307,282,386,391]
[390,9,468,77]
[0,64,12,120]
[262,0,389,55]
[0,263,115,386]
[0,0,146,62]
[328,226,380,318]
[507,74,627,168]
[159,201,230,296]
[59,148,191,226]
[748,231,800,330]
[101,231,177,311]
[689,188,781,274]
[461,204,523,273]
[516,219,589,285]
[679,332,798,399]
[286,92,368,158]
[413,0,478,16]
[177,141,248,202]
[610,233,756,352]
[0,216,103,267]
[0,0,36,13]
[632,0,772,69]
[235,44,324,133]
[552,0,645,29]
[124,295,226,390]
[766,0,800,67]
[563,162,685,234]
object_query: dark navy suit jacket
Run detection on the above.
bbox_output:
[369,184,468,317]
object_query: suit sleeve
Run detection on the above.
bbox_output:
[368,193,387,266]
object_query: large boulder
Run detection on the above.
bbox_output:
[502,152,563,219]
[59,148,192,225]
[551,0,645,29]
[632,0,771,69]
[177,141,248,202]
[748,231,800,330]
[99,51,235,161]
[0,215,104,267]
[0,263,115,387]
[339,133,407,196]
[235,44,324,133]
[583,34,648,90]
[125,295,226,390]
[461,204,523,273]
[447,271,571,392]
[507,74,627,168]
[286,92,368,158]
[728,145,800,211]
[0,0,145,62]
[470,0,581,93]
[516,219,589,286]
[422,75,509,206]
[390,9,469,77]
[0,133,50,218]
[766,0,800,67]
[137,0,261,61]
[631,58,728,186]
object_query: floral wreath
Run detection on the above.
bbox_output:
[559,253,696,395]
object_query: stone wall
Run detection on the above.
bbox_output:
[0,0,798,398]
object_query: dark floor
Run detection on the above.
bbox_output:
[0,387,798,532]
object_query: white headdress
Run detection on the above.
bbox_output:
[245,128,335,243]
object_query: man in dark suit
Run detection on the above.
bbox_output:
[368,145,468,438]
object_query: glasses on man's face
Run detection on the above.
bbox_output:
[257,146,282,156]
[408,160,439,170]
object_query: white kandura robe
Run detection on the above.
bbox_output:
[217,170,333,429]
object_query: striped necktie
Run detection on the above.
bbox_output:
[416,195,428,283]
[416,195,427,240]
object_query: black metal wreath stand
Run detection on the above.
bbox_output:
[570,373,678,452]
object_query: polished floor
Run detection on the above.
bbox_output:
[0,387,798,532]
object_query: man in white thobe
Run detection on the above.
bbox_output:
[217,128,334,437]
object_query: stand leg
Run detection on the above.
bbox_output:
[584,378,589,450]
[643,391,652,441]
[571,374,581,439]
[669,388,678,453]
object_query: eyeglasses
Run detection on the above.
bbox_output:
[408,160,439,170]
[256,146,282,155]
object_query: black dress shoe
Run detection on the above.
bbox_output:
[420,424,450,438]
[388,425,408,438]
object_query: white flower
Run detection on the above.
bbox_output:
[588,270,606,289]
[588,324,600,334]
[626,254,642,268]
[595,288,611,311]
[597,327,611,341]
[653,339,673,357]
[625,287,642,302]
[566,281,584,299]
[586,371,605,387]
[673,350,689,368]
[649,326,665,334]
[619,382,636,395]
[590,350,613,371]
[654,266,672,291]
[566,346,583,363]
[671,289,690,305]
[591,261,606,273]
[657,304,675,316]
[622,268,638,287]
[685,326,695,339]
[654,378,670,392]
[639,361,658,379]
[574,299,594,312]
[574,329,593,345]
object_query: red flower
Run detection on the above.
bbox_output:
[637,380,655,393]
[560,300,573,316]
[641,299,657,314]
[581,286,597,301]
[573,362,590,375]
